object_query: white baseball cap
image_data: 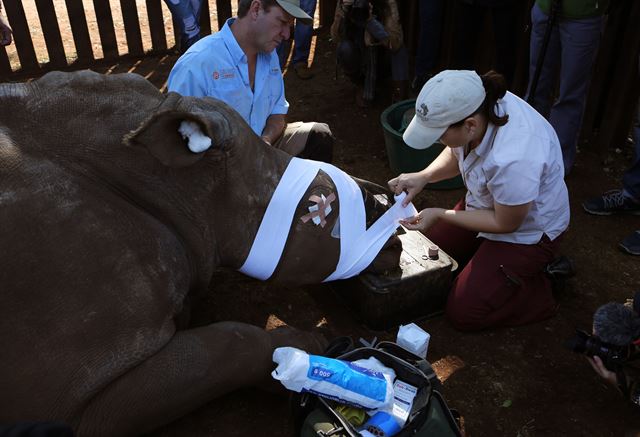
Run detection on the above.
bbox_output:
[403,70,486,150]
[275,0,313,25]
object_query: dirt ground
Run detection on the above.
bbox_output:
[7,3,640,436]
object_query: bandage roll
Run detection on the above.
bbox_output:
[271,347,394,410]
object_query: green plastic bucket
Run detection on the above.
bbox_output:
[381,99,464,190]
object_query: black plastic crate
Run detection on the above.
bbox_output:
[331,227,457,330]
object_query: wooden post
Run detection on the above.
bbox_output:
[34,0,67,68]
[0,47,11,78]
[3,1,39,72]
[320,0,337,28]
[93,0,119,59]
[65,0,95,64]
[120,0,144,56]
[589,0,640,157]
[215,0,232,31]
[200,0,212,35]
[147,0,168,51]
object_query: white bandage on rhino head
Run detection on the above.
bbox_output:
[239,158,418,282]
[178,120,212,153]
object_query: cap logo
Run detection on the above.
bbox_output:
[416,103,429,121]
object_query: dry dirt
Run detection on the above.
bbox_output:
[6,2,640,436]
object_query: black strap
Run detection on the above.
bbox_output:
[527,0,562,104]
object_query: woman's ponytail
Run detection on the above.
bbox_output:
[480,70,509,126]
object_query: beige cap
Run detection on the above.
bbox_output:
[275,0,313,25]
[403,70,486,150]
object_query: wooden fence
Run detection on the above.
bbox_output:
[0,0,234,78]
[1,0,638,156]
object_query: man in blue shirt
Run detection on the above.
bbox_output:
[168,0,333,163]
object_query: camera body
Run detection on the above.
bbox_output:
[352,0,369,10]
[565,329,635,371]
[345,0,370,26]
[342,0,389,43]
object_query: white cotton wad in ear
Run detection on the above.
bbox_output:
[178,120,212,153]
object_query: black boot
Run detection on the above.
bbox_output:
[544,255,576,294]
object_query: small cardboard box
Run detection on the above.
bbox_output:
[330,227,457,330]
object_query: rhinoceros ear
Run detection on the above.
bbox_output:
[124,110,211,168]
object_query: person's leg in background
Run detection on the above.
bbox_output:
[164,0,202,53]
[526,2,561,118]
[445,235,560,331]
[619,97,640,254]
[291,0,318,79]
[412,0,443,93]
[622,99,640,203]
[582,93,640,254]
[273,122,334,163]
[390,46,410,102]
[549,14,604,173]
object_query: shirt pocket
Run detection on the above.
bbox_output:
[210,79,243,101]
[267,71,284,104]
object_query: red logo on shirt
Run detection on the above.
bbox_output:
[213,71,220,80]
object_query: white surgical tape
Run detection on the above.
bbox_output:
[238,158,418,281]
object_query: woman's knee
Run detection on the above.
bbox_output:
[445,281,491,331]
[445,298,488,331]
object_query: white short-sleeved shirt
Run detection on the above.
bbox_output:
[167,18,289,136]
[451,91,570,244]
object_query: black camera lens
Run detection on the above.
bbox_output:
[565,329,630,371]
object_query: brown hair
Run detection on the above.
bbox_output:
[451,70,509,128]
[237,0,281,17]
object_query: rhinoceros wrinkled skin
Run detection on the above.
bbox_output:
[0,70,401,435]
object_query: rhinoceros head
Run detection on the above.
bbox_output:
[118,76,405,286]
[2,70,403,288]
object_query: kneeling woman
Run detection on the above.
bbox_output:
[388,70,569,331]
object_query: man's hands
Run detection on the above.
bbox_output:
[261,114,285,147]
[388,172,428,207]
[260,135,272,146]
[587,356,618,387]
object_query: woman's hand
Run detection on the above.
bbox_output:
[399,208,445,232]
[388,172,428,206]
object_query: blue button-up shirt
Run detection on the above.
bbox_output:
[167,18,289,136]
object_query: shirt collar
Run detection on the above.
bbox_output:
[469,122,496,158]
[221,18,247,64]
[466,97,505,158]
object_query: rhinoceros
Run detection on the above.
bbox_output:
[0,71,406,435]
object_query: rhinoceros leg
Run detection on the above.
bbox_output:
[76,321,325,436]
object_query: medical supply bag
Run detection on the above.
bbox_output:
[292,341,462,437]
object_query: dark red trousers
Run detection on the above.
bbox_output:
[425,200,562,331]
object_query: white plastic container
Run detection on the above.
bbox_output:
[396,323,430,359]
